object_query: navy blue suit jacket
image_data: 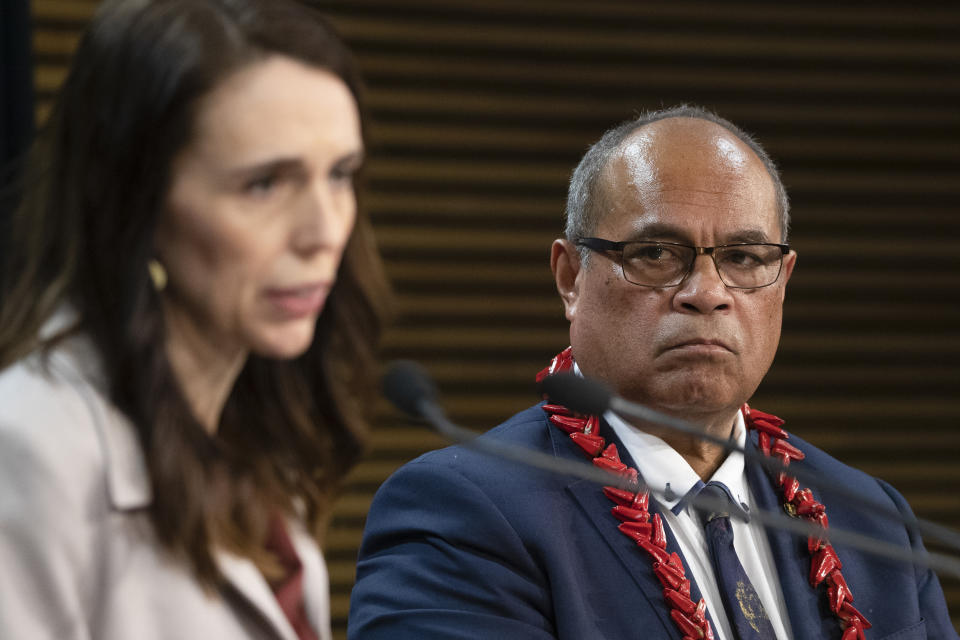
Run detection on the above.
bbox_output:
[349,404,956,639]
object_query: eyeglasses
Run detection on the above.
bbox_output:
[576,237,790,289]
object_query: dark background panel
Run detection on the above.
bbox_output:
[27,1,960,636]
[1,0,35,290]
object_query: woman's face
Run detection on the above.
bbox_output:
[156,55,363,360]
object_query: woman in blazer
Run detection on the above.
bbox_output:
[0,1,387,638]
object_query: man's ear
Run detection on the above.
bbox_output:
[778,249,798,302]
[551,239,582,322]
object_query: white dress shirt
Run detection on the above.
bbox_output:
[606,408,794,640]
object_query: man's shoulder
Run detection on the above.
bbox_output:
[379,402,561,498]
[363,402,571,546]
[779,430,912,514]
[784,431,875,483]
[412,402,553,465]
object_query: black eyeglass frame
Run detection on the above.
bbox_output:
[576,237,791,289]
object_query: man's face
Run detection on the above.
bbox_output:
[556,118,796,420]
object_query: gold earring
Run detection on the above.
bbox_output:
[148,259,168,292]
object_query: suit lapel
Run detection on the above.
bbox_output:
[215,549,299,640]
[561,419,712,639]
[744,432,834,640]
[550,406,846,638]
[566,479,681,637]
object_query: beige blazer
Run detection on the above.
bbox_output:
[0,327,333,640]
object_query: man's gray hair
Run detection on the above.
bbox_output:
[565,105,790,258]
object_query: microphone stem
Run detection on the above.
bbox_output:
[609,397,960,555]
[419,400,639,492]
[416,399,960,581]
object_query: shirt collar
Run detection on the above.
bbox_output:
[603,399,748,516]
[570,362,750,515]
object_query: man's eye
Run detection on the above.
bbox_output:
[722,249,764,267]
[636,246,664,260]
[628,244,681,262]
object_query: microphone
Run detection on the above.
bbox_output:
[382,360,960,579]
[381,359,439,418]
[382,360,640,492]
[539,372,960,556]
[538,372,612,416]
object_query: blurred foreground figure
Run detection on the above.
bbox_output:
[349,107,955,639]
[0,1,387,638]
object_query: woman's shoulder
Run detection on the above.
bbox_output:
[0,336,123,519]
[0,335,104,433]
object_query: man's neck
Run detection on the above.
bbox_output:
[636,409,740,481]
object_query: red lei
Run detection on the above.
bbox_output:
[536,347,871,640]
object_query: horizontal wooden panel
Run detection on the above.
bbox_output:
[363,162,959,195]
[33,31,82,56]
[368,122,960,161]
[375,227,960,253]
[356,53,960,93]
[364,87,960,126]
[32,0,98,21]
[336,16,960,62]
[321,0,960,31]
[366,194,957,234]
[34,65,67,93]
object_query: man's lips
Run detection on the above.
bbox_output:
[662,339,736,354]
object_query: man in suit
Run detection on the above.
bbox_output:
[347,106,956,639]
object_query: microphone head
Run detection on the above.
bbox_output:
[382,360,438,418]
[538,372,612,416]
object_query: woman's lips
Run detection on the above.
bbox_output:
[265,283,329,317]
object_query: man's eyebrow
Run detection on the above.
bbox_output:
[621,223,776,245]
[624,222,689,242]
[722,229,775,244]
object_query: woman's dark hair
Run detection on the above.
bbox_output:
[0,0,389,584]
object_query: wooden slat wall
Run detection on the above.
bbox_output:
[31,1,960,636]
